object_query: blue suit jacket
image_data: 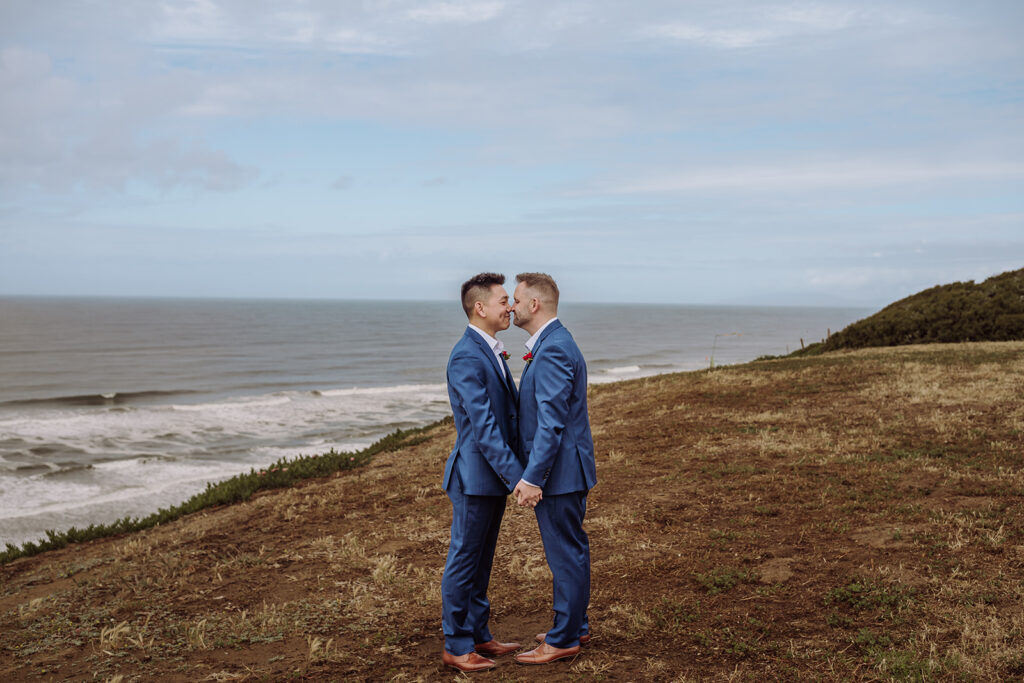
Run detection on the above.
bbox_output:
[518,320,597,495]
[443,328,524,496]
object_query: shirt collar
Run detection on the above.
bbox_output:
[524,317,558,352]
[467,324,504,354]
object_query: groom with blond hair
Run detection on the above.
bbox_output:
[511,272,596,665]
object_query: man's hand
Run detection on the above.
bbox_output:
[513,480,543,508]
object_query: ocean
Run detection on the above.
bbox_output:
[0,296,870,546]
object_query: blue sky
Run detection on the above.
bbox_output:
[1,1,1021,306]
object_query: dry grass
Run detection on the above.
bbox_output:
[1,341,1022,681]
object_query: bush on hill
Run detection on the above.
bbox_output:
[795,268,1024,355]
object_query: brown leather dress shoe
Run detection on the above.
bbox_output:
[514,642,581,665]
[474,639,522,656]
[535,631,591,645]
[442,649,496,672]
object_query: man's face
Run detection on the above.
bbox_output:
[511,282,532,330]
[481,284,511,332]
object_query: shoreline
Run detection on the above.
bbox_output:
[0,362,703,549]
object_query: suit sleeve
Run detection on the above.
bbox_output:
[522,342,573,487]
[449,352,523,491]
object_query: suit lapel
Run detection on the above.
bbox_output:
[466,328,514,396]
[522,319,563,383]
[535,319,563,349]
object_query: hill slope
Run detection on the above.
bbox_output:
[2,342,1023,681]
[804,268,1024,354]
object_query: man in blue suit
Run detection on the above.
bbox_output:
[510,272,597,665]
[441,272,525,673]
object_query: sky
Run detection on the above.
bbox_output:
[0,1,1021,307]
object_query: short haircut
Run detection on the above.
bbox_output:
[516,272,560,308]
[460,272,505,317]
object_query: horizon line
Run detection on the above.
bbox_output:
[0,292,878,310]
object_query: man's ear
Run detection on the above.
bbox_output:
[531,298,541,313]
[475,300,486,317]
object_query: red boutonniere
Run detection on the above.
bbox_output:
[500,351,510,361]
[523,352,534,364]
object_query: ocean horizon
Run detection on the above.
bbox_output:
[0,296,871,546]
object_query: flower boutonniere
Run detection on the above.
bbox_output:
[500,351,510,361]
[523,352,534,364]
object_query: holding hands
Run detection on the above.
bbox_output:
[513,479,542,508]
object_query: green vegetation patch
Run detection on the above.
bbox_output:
[825,576,915,622]
[794,268,1024,355]
[694,566,759,594]
[650,596,700,634]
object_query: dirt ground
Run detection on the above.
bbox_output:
[2,342,1023,681]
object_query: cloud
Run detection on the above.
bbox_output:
[158,0,228,42]
[604,160,1024,195]
[405,1,505,25]
[153,2,395,54]
[330,175,354,190]
[643,4,860,48]
[0,41,257,194]
[644,23,772,49]
[0,47,76,163]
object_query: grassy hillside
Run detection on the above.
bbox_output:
[798,268,1024,355]
[2,342,1023,681]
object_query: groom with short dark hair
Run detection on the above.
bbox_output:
[440,272,525,673]
[511,272,597,665]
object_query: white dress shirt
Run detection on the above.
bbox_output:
[467,324,507,380]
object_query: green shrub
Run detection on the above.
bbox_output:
[794,268,1024,354]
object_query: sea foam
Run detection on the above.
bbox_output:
[0,382,451,546]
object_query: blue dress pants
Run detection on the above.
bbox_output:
[535,491,590,648]
[441,481,507,655]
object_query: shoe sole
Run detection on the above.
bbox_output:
[514,653,579,665]
[445,663,496,672]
